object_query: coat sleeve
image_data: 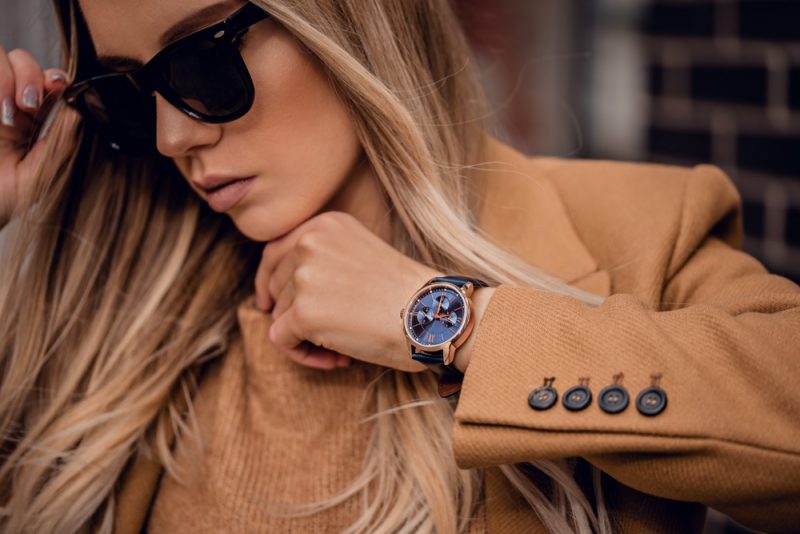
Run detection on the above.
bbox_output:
[452,163,800,533]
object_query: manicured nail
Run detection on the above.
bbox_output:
[49,72,67,85]
[22,86,40,110]
[1,98,15,127]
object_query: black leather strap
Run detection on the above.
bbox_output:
[411,351,448,366]
[430,275,489,288]
[411,349,462,375]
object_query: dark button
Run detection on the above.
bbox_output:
[636,386,668,416]
[528,386,558,410]
[562,384,592,411]
[598,384,629,414]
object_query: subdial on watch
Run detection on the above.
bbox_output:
[442,311,458,327]
[414,307,433,326]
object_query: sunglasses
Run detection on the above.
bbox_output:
[63,2,270,155]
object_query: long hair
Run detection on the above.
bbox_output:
[0,0,613,532]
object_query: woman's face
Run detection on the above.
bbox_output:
[78,0,389,242]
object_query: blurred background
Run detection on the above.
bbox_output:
[0,1,791,532]
[455,0,799,287]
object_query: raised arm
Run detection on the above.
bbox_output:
[452,162,800,533]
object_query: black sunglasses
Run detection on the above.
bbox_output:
[64,2,270,155]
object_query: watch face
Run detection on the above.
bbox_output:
[404,283,469,349]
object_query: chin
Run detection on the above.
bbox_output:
[228,203,315,243]
[228,213,274,242]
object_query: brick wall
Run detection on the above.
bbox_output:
[643,0,800,282]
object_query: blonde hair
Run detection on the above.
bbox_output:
[0,0,613,533]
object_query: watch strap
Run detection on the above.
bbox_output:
[429,275,489,289]
[412,348,464,398]
[410,351,449,366]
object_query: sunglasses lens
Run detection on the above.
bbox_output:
[157,39,252,118]
[78,76,155,154]
[69,27,257,153]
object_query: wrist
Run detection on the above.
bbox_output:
[451,286,495,374]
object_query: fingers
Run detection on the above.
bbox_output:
[266,291,353,370]
[8,48,44,114]
[43,68,68,95]
[255,232,298,311]
[269,312,350,370]
[0,46,68,139]
[271,277,295,320]
[255,219,323,310]
[0,47,17,129]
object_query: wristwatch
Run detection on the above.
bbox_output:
[400,275,489,398]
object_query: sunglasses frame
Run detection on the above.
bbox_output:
[64,2,270,150]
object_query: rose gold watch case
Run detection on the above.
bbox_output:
[399,280,475,366]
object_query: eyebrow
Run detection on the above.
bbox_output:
[95,0,243,71]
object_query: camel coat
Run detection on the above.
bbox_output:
[111,136,800,533]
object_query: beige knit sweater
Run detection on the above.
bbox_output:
[147,296,487,532]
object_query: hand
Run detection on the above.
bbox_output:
[254,210,445,372]
[0,47,76,226]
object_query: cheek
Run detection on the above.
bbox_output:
[224,25,363,241]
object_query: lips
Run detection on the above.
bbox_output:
[193,174,253,193]
[195,175,257,213]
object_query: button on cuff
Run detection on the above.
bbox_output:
[636,386,668,416]
[598,384,629,414]
[562,384,592,411]
[528,385,558,410]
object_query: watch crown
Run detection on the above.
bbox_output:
[399,308,404,319]
[461,281,473,296]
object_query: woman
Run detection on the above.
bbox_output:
[1,0,798,533]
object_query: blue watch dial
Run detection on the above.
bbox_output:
[405,284,468,348]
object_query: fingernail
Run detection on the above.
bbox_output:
[49,72,67,85]
[1,98,14,127]
[22,85,40,110]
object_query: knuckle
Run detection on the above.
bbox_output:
[7,49,34,71]
[295,233,318,253]
[292,264,313,287]
[7,48,36,64]
[7,49,42,88]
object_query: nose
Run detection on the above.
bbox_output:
[155,93,222,158]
